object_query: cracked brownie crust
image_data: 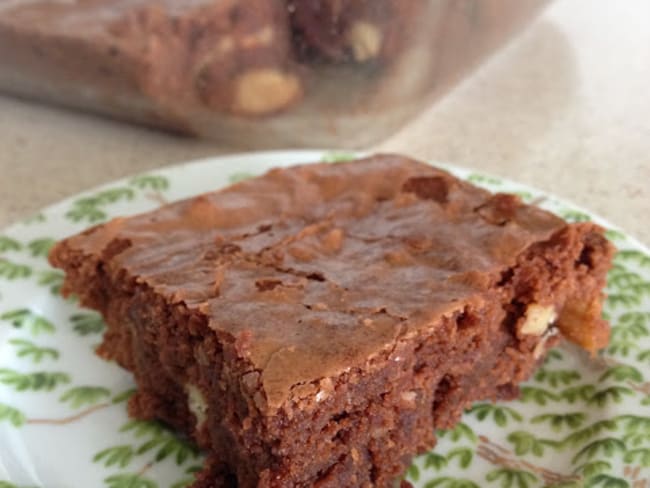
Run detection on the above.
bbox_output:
[50,155,614,487]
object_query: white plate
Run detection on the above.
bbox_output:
[1,151,649,488]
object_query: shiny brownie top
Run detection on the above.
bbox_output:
[53,155,567,408]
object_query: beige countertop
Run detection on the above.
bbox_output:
[0,0,648,245]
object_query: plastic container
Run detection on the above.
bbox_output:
[0,0,548,148]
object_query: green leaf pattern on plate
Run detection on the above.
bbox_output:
[0,403,26,427]
[69,188,132,219]
[320,152,357,163]
[0,236,21,252]
[26,238,56,258]
[36,269,65,295]
[8,339,59,363]
[0,259,32,280]
[63,173,169,225]
[69,312,106,336]
[60,386,111,409]
[228,172,255,184]
[0,368,70,392]
[103,474,157,488]
[1,309,56,335]
[129,175,170,191]
[1,153,649,487]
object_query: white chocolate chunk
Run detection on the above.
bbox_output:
[185,383,208,428]
[400,391,417,408]
[520,304,557,336]
[346,21,382,62]
[232,69,301,115]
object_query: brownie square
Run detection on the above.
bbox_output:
[49,155,614,487]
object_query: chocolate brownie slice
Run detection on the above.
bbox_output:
[50,155,614,487]
[0,0,302,128]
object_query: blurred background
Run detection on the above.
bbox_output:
[0,0,648,243]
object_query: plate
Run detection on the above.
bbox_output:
[1,151,649,488]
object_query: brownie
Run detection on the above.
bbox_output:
[49,155,614,487]
[0,0,302,127]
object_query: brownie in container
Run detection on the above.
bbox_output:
[49,155,614,487]
[0,1,549,147]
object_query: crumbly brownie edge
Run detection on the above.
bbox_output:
[246,222,613,486]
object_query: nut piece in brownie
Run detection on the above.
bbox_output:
[288,0,423,64]
[49,155,614,487]
[0,0,302,120]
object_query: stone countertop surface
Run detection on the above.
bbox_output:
[0,0,648,245]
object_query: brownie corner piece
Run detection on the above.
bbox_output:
[49,154,615,487]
